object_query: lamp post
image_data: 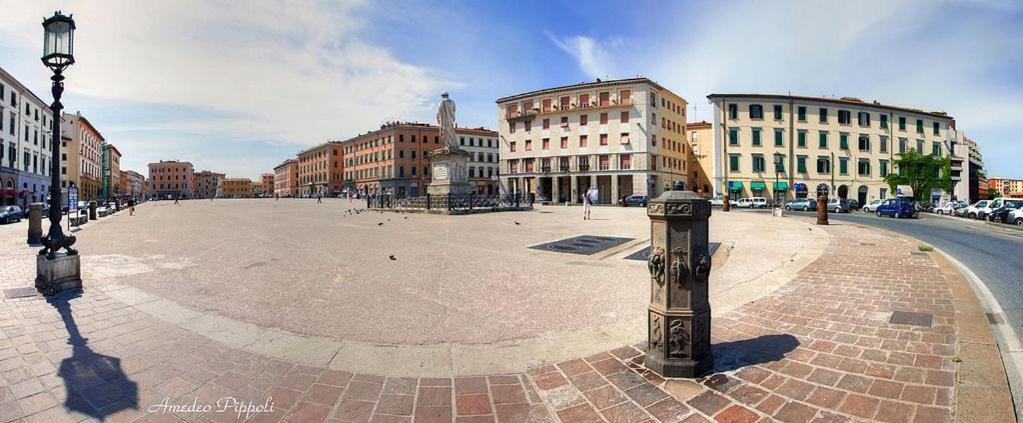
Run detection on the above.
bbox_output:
[774,152,783,208]
[36,11,81,295]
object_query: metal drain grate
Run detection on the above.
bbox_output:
[4,287,39,299]
[529,235,634,255]
[625,242,721,261]
[889,310,933,327]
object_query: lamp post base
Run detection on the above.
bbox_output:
[36,253,82,296]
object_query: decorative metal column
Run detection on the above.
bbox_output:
[816,183,829,225]
[645,187,713,378]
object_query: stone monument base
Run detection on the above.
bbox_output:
[427,148,475,196]
[36,253,82,296]
[644,351,713,379]
[772,207,785,217]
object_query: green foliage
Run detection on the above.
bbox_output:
[988,189,1002,200]
[884,149,952,201]
[918,245,934,252]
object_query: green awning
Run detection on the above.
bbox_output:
[773,181,789,191]
[750,181,767,191]
[727,181,744,191]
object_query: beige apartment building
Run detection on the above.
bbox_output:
[61,112,105,202]
[497,78,690,204]
[297,141,343,196]
[147,160,194,199]
[273,159,298,197]
[221,178,252,198]
[121,169,146,199]
[193,170,225,199]
[708,94,956,204]
[686,121,713,196]
[989,177,1023,197]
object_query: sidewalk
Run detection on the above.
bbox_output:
[0,217,1013,422]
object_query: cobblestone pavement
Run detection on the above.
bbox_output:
[0,208,1010,422]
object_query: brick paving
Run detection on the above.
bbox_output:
[0,219,988,422]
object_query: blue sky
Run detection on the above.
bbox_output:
[1,0,1020,179]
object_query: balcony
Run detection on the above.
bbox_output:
[578,164,590,172]
[540,166,551,173]
[505,99,633,123]
[559,165,570,172]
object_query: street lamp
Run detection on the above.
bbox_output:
[774,152,783,208]
[37,11,80,295]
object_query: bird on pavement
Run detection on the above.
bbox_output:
[389,255,396,261]
[514,221,520,225]
[378,222,384,226]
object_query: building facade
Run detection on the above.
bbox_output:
[964,137,986,201]
[148,160,194,199]
[260,173,274,197]
[686,121,713,196]
[297,141,343,197]
[497,78,690,204]
[121,170,146,200]
[273,159,298,197]
[101,143,122,200]
[457,128,500,194]
[62,112,104,203]
[221,178,252,198]
[708,94,955,205]
[192,170,225,199]
[341,123,436,197]
[989,177,1023,197]
[0,67,54,207]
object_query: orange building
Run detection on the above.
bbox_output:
[260,173,274,197]
[147,160,194,199]
[221,177,252,198]
[297,141,343,197]
[273,159,298,197]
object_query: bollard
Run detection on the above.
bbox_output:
[815,183,829,225]
[645,188,713,377]
[88,201,98,220]
[721,192,730,212]
[27,203,43,245]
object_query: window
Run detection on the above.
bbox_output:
[525,140,532,151]
[880,160,889,177]
[916,119,923,133]
[542,138,550,150]
[932,122,940,135]
[509,142,516,152]
[879,136,888,152]
[797,131,807,148]
[728,104,738,119]
[749,104,763,119]
[839,157,848,174]
[580,115,588,126]
[839,133,848,149]
[620,133,630,144]
[858,135,870,151]
[898,116,906,131]
[916,139,924,153]
[898,138,907,154]
[817,156,831,174]
[542,119,549,129]
[932,141,941,156]
[774,129,783,147]
[752,154,765,172]
[880,115,888,129]
[619,154,632,170]
[775,155,785,172]
[858,159,871,176]
[773,105,783,120]
[797,106,806,121]
[600,113,608,124]
[752,129,761,146]
[561,116,568,127]
[599,92,610,107]
[857,112,870,127]
[524,120,531,132]
[797,156,807,173]
[729,129,738,146]
[818,131,828,149]
[838,110,851,125]
[560,137,568,149]
[729,154,740,171]
[599,134,608,145]
[598,155,610,170]
[819,108,828,123]
[580,135,588,147]
[620,111,629,123]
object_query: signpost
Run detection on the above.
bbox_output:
[67,186,78,230]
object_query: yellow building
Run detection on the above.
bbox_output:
[708,94,955,204]
[686,121,713,196]
[497,77,690,204]
[988,177,1023,197]
[221,177,252,198]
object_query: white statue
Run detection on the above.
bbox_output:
[436,92,458,150]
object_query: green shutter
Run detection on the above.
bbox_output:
[752,130,761,146]
[729,129,738,145]
[840,134,848,149]
[730,155,739,171]
[819,132,827,148]
[798,132,806,147]
[797,157,806,173]
[775,130,783,146]
[840,158,848,174]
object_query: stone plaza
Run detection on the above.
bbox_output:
[0,199,1014,422]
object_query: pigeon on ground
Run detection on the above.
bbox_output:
[404,216,408,220]
[389,255,396,261]
[378,222,384,226]
[514,221,520,225]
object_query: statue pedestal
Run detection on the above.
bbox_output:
[36,253,82,296]
[427,148,475,196]
[27,203,43,245]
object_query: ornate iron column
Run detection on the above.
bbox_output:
[816,183,829,225]
[645,188,713,378]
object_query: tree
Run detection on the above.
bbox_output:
[988,189,1002,200]
[884,149,952,202]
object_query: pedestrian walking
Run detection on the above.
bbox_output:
[317,193,323,204]
[128,198,135,216]
[583,187,597,220]
[173,196,179,205]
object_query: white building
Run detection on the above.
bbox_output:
[456,128,500,194]
[0,66,53,207]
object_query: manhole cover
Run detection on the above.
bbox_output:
[889,311,932,327]
[625,242,721,261]
[4,287,38,299]
[530,235,634,255]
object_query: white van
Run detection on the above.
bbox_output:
[749,197,769,208]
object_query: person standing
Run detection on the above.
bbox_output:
[128,198,135,216]
[583,187,596,220]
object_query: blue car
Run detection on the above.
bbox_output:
[875,198,918,218]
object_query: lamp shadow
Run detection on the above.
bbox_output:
[711,334,800,372]
[47,290,138,421]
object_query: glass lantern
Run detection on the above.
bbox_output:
[42,11,75,71]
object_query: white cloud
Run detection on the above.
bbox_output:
[547,32,614,80]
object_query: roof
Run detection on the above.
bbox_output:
[496,77,674,104]
[706,93,953,120]
[686,121,712,130]
[103,143,121,157]
[63,112,107,141]
[273,159,298,170]
[297,141,343,156]
[339,123,496,145]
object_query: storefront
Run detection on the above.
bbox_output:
[794,183,808,199]
[773,181,789,203]
[727,181,744,198]
[750,180,766,197]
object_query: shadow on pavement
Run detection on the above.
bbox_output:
[711,334,799,372]
[48,290,139,420]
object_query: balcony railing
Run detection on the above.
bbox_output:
[540,166,551,173]
[506,99,633,122]
[578,164,590,171]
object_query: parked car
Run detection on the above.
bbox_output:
[963,200,991,219]
[875,198,919,218]
[749,197,770,208]
[1010,209,1023,226]
[709,196,724,207]
[1,206,24,223]
[935,201,967,216]
[827,198,851,213]
[735,198,752,208]
[785,198,817,211]
[847,199,861,211]
[623,194,649,207]
[986,199,1023,224]
[862,199,884,213]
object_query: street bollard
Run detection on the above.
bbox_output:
[815,183,829,225]
[721,192,730,212]
[27,203,43,245]
[88,201,97,220]
[645,188,713,378]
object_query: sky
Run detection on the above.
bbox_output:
[0,0,1020,179]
